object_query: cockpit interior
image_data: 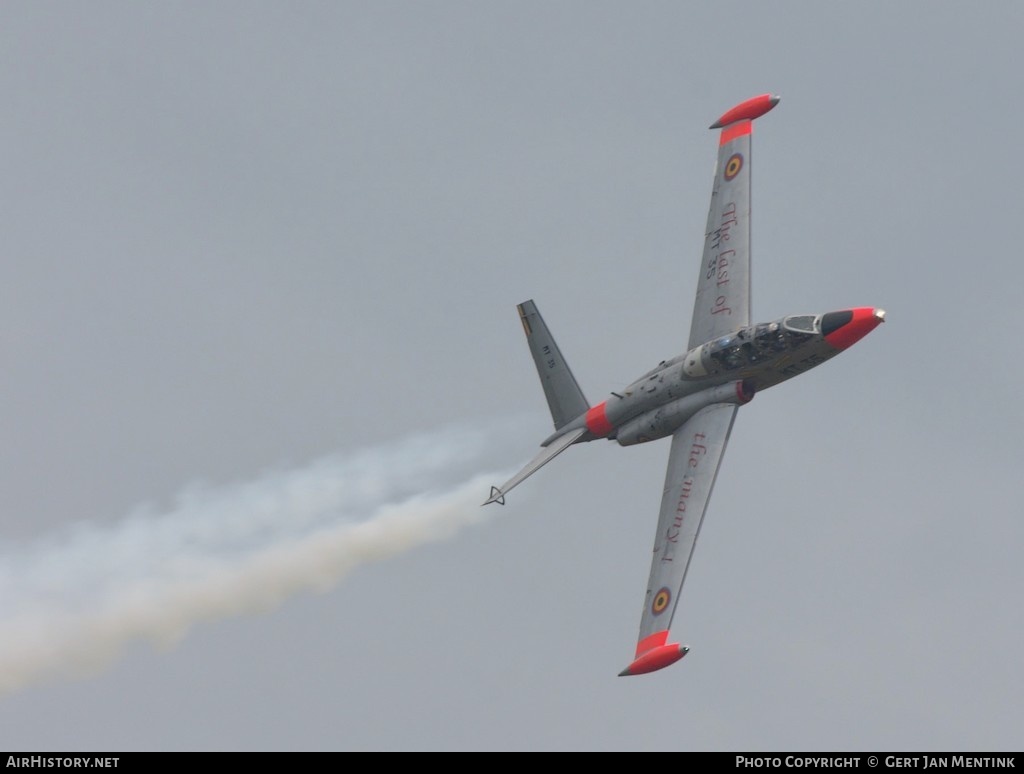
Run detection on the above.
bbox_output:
[707,315,818,371]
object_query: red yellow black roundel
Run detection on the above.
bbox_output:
[724,153,743,181]
[652,587,671,616]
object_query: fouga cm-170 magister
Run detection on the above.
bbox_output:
[483,94,885,676]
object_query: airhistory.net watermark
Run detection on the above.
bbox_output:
[6,759,118,768]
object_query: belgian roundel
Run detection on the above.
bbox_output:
[724,153,743,181]
[652,587,671,616]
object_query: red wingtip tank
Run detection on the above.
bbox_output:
[710,93,781,129]
[618,630,691,676]
[619,643,690,677]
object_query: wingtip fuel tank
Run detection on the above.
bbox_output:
[619,643,690,677]
[709,93,781,129]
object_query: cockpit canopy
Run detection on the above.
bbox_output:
[783,314,817,334]
[706,315,819,371]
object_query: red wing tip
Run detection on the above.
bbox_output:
[618,643,690,676]
[710,93,781,129]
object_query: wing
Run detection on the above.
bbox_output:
[619,403,738,676]
[687,94,779,350]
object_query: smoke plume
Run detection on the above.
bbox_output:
[0,424,519,696]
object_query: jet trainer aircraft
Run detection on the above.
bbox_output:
[484,94,885,676]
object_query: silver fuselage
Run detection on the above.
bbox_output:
[556,312,848,448]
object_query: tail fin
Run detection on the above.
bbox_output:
[517,300,589,430]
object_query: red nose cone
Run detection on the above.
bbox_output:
[822,307,886,350]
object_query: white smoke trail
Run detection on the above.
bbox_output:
[0,424,523,697]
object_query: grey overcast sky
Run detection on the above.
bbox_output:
[1,1,1022,752]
